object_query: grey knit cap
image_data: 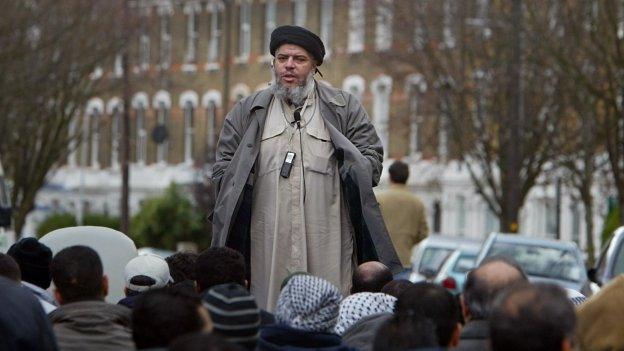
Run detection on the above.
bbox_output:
[275,275,342,333]
[334,292,397,335]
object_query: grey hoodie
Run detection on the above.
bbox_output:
[49,300,134,351]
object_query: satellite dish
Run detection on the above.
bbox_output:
[40,226,137,303]
[152,125,169,144]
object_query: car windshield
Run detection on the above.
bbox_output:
[488,242,582,282]
[419,247,454,275]
[453,254,477,274]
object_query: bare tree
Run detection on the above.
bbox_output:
[381,0,562,232]
[0,1,126,236]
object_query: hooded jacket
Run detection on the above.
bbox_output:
[211,82,401,274]
[257,325,355,351]
[49,300,134,351]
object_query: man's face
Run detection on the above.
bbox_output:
[274,44,316,88]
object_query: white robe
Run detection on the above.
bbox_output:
[250,90,354,311]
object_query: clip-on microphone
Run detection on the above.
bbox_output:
[293,109,302,129]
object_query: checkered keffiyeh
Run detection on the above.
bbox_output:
[275,275,343,333]
[334,292,397,335]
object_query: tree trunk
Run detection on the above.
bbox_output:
[583,192,595,267]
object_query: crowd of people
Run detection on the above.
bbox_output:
[0,235,621,351]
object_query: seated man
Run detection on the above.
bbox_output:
[490,283,576,351]
[351,261,393,294]
[132,286,212,350]
[49,245,134,351]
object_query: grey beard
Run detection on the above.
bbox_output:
[271,69,315,107]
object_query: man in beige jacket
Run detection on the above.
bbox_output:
[377,160,429,267]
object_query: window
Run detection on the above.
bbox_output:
[348,0,365,53]
[237,0,251,62]
[132,92,149,165]
[89,108,101,169]
[319,0,333,58]
[109,103,122,169]
[67,112,79,167]
[406,74,427,157]
[83,98,104,169]
[375,0,393,52]
[570,203,581,245]
[138,16,150,71]
[264,0,277,55]
[231,83,250,102]
[183,101,195,164]
[442,0,456,49]
[293,0,307,27]
[114,53,123,78]
[158,5,172,70]
[202,90,222,163]
[371,75,392,157]
[206,2,223,69]
[152,90,171,164]
[413,0,426,51]
[183,2,200,70]
[342,75,365,101]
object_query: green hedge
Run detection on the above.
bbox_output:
[35,213,120,238]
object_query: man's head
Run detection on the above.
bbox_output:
[124,254,173,296]
[269,25,324,106]
[461,256,528,321]
[132,286,212,350]
[395,282,461,348]
[50,245,107,304]
[166,252,198,283]
[194,247,246,293]
[351,261,393,294]
[0,253,21,282]
[373,315,439,351]
[490,283,576,351]
[381,279,414,298]
[388,160,409,184]
[7,237,52,289]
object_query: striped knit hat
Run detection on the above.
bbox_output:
[202,283,260,349]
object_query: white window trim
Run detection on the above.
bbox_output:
[202,90,222,158]
[67,111,80,167]
[183,1,201,71]
[263,0,277,57]
[106,98,123,170]
[231,83,251,102]
[158,4,173,71]
[370,75,393,158]
[342,75,366,101]
[206,2,224,70]
[375,0,393,52]
[132,92,149,166]
[293,0,307,27]
[405,74,427,158]
[236,0,252,63]
[85,98,104,170]
[180,91,199,165]
[348,0,365,53]
[152,90,171,165]
[320,0,334,58]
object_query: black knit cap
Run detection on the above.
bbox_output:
[270,25,325,65]
[202,283,260,350]
[8,237,53,289]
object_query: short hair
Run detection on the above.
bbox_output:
[195,247,245,293]
[166,252,198,283]
[169,332,244,351]
[0,253,21,282]
[388,161,409,184]
[395,282,460,346]
[381,279,414,298]
[50,246,104,303]
[490,283,576,351]
[373,315,439,351]
[132,286,205,349]
[463,256,528,319]
[351,261,393,294]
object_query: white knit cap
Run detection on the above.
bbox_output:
[124,254,173,292]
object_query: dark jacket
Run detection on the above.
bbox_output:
[0,276,58,351]
[49,300,134,351]
[211,82,401,274]
[341,312,393,351]
[456,320,490,351]
[257,325,355,351]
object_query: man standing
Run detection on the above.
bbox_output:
[212,25,400,310]
[376,160,428,267]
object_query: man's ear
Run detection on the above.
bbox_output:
[460,294,471,321]
[54,288,63,305]
[102,275,109,298]
[448,322,462,348]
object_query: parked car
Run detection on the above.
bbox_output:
[409,235,482,283]
[433,246,480,294]
[475,233,591,296]
[589,226,624,287]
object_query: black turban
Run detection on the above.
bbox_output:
[270,25,325,66]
